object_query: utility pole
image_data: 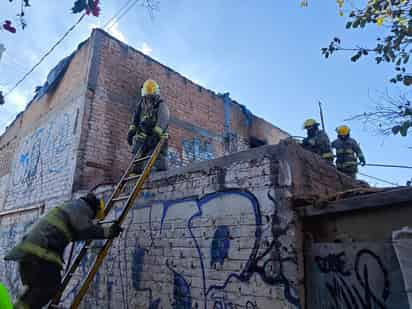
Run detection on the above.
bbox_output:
[318,101,326,132]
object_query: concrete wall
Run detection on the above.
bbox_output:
[301,188,412,308]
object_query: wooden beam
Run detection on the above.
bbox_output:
[298,187,412,217]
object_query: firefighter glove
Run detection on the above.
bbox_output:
[153,126,167,139]
[359,157,366,166]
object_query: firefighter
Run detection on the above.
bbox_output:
[301,118,334,164]
[332,125,366,179]
[127,79,170,173]
[4,193,122,309]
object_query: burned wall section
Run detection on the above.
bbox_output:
[56,142,355,309]
[301,187,412,308]
[75,29,288,190]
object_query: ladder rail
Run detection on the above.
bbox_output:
[49,149,142,307]
[49,138,164,307]
[69,138,165,309]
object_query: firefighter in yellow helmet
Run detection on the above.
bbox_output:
[301,118,334,164]
[127,79,170,172]
[4,193,122,309]
[332,125,366,179]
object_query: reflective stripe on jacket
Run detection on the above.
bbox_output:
[302,130,333,161]
[4,199,109,267]
[332,137,365,172]
[130,96,170,137]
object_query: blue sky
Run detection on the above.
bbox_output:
[0,0,411,186]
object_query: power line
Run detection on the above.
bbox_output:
[365,163,412,169]
[104,0,141,31]
[103,0,134,29]
[4,13,86,98]
[358,172,399,186]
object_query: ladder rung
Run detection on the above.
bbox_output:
[124,174,142,182]
[112,195,130,202]
[134,156,151,164]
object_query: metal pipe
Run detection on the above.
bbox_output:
[318,101,326,132]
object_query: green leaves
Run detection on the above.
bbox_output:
[351,51,362,62]
[321,0,412,86]
[403,75,412,86]
[391,121,410,136]
[400,120,411,136]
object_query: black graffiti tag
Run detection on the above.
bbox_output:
[319,249,390,309]
[315,252,351,276]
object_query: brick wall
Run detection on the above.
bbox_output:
[52,142,354,309]
[75,29,288,190]
[0,39,92,210]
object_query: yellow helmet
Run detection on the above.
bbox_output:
[303,118,319,129]
[336,125,350,136]
[141,79,160,96]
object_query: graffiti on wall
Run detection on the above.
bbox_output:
[7,108,78,208]
[308,243,409,309]
[53,189,299,309]
[182,137,215,163]
[167,147,182,169]
[12,112,74,186]
[0,219,36,296]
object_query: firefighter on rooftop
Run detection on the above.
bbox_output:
[127,79,170,173]
[4,193,123,309]
[301,118,334,164]
[332,125,366,179]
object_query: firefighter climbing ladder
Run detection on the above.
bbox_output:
[49,137,166,309]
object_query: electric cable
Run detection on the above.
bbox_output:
[104,0,141,31]
[102,0,134,29]
[4,13,86,98]
[358,172,399,186]
[365,163,412,169]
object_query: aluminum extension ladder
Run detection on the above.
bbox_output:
[48,137,166,309]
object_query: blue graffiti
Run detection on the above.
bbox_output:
[167,261,192,309]
[11,112,72,194]
[168,150,182,168]
[149,298,161,309]
[210,226,230,268]
[132,247,145,290]
[158,190,262,309]
[182,137,215,162]
[19,153,29,166]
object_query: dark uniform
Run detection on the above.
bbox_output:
[302,129,334,164]
[332,137,365,179]
[4,195,121,309]
[127,94,170,172]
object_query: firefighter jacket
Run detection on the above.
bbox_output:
[302,130,334,163]
[332,137,365,172]
[4,199,111,268]
[128,95,170,140]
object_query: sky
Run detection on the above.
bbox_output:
[0,0,411,186]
